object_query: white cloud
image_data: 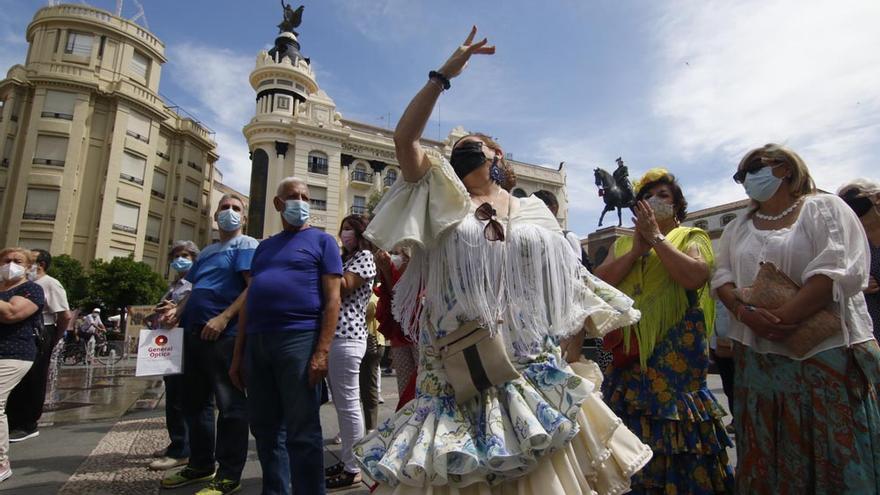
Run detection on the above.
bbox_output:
[166,42,255,193]
[0,1,28,77]
[327,0,427,42]
[651,0,880,194]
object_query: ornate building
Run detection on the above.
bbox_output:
[244,28,568,239]
[0,4,219,272]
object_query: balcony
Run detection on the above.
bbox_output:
[112,223,137,234]
[350,170,373,187]
[350,205,367,216]
[23,213,55,221]
[34,158,65,167]
[120,173,144,186]
[308,162,328,175]
[182,198,198,208]
[41,111,73,121]
[187,161,203,173]
[310,199,327,211]
[151,190,166,199]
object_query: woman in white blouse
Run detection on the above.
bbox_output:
[712,143,880,493]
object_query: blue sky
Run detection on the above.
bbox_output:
[3,0,879,236]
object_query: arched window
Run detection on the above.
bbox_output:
[721,213,737,226]
[512,188,527,198]
[308,151,328,174]
[694,220,709,230]
[384,168,398,187]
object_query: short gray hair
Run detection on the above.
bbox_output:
[169,240,200,259]
[837,178,880,199]
[218,193,245,209]
[276,176,308,197]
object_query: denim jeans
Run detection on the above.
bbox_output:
[163,372,213,459]
[183,330,248,480]
[246,330,325,495]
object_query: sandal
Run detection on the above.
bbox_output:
[324,462,345,478]
[325,470,361,492]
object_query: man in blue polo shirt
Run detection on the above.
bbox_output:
[161,194,257,495]
[230,177,342,495]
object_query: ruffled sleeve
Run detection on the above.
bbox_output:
[364,157,471,251]
[801,194,870,297]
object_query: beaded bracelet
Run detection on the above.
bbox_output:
[428,70,451,90]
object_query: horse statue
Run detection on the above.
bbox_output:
[594,161,635,227]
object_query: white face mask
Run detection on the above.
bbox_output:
[26,265,38,281]
[390,254,404,269]
[0,262,26,282]
[646,196,675,221]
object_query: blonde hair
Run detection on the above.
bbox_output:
[0,247,36,266]
[737,143,816,214]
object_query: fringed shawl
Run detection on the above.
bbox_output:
[612,226,716,368]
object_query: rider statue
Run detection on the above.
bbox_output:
[613,157,636,202]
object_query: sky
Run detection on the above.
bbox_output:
[3,0,879,236]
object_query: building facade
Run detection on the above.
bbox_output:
[244,31,568,239]
[0,4,219,273]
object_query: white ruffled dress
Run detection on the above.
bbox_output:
[355,159,653,494]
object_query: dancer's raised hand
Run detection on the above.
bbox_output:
[437,25,495,79]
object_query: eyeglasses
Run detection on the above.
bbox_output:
[475,202,505,242]
[732,156,786,184]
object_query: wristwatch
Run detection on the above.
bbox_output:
[649,233,665,247]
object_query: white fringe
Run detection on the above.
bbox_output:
[391,215,598,351]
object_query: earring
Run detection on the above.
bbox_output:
[490,163,503,184]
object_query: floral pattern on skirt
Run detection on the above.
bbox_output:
[603,309,735,494]
[354,343,653,491]
[733,339,880,494]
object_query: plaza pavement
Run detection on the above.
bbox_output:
[1,364,735,494]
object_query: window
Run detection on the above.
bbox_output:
[151,169,167,198]
[130,50,149,80]
[310,186,327,211]
[308,152,328,175]
[112,201,140,234]
[722,213,737,226]
[24,189,59,221]
[126,111,151,143]
[33,135,68,166]
[179,222,195,242]
[120,152,146,185]
[351,164,372,183]
[182,180,199,208]
[277,96,290,110]
[187,148,203,172]
[64,32,93,57]
[694,220,709,230]
[277,79,293,86]
[2,137,12,167]
[155,134,170,160]
[20,238,51,251]
[42,90,76,120]
[145,215,162,243]
[512,188,528,198]
[384,169,398,187]
[351,195,367,215]
[108,248,133,259]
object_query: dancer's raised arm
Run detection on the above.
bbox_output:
[394,26,495,182]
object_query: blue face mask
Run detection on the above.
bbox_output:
[743,166,783,202]
[282,199,310,226]
[217,209,242,232]
[170,257,193,273]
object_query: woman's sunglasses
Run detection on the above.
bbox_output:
[732,156,786,184]
[475,202,505,242]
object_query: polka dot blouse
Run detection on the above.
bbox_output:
[335,250,377,340]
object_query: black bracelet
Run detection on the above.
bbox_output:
[428,70,451,90]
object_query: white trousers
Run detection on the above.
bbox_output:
[328,337,367,474]
[0,359,33,464]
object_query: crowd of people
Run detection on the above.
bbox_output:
[0,25,878,495]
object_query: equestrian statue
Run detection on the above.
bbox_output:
[593,157,635,227]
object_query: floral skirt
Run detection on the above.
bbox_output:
[353,345,653,494]
[603,309,735,494]
[733,340,880,494]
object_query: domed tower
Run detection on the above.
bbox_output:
[243,10,347,238]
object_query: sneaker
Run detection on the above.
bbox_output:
[150,456,189,471]
[152,448,168,457]
[161,466,215,489]
[9,429,39,443]
[195,478,241,495]
[0,462,10,483]
[326,470,361,492]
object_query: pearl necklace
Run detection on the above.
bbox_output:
[755,198,802,221]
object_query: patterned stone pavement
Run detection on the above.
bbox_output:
[4,362,733,494]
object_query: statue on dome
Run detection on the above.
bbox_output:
[278,1,304,35]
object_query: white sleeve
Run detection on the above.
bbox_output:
[801,195,869,297]
[710,218,739,294]
[364,157,470,251]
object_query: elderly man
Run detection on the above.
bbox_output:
[231,177,342,495]
[7,249,71,443]
[161,194,257,495]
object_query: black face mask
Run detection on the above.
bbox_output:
[841,189,874,218]
[450,141,489,179]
